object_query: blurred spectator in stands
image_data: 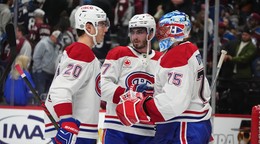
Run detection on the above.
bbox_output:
[218,22,237,46]
[207,22,236,75]
[0,0,13,67]
[154,0,193,21]
[0,24,32,68]
[190,7,213,50]
[22,0,46,35]
[28,8,51,49]
[114,0,135,46]
[32,30,61,96]
[42,0,69,27]
[246,13,260,52]
[16,24,32,60]
[0,0,13,37]
[248,13,260,79]
[4,55,35,106]
[222,28,257,114]
[224,28,256,79]
[238,0,253,26]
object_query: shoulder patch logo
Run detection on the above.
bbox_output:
[123,59,131,67]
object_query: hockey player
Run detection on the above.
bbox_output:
[44,5,109,144]
[116,11,213,144]
[101,14,162,144]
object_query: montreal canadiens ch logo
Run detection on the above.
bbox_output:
[95,74,101,97]
[125,71,154,88]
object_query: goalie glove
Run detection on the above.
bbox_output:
[53,117,81,144]
[130,83,154,96]
[116,92,152,126]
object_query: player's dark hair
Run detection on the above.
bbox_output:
[76,29,85,37]
[76,22,93,37]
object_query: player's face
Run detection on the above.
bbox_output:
[96,21,109,43]
[129,28,147,50]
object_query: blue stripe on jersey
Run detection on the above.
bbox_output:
[80,128,98,133]
[45,128,56,133]
[105,120,155,130]
[168,111,209,121]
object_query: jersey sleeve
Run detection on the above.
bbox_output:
[101,47,127,104]
[152,65,193,121]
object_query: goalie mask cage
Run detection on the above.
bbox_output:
[251,105,260,144]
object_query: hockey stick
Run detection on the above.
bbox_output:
[210,50,227,91]
[15,64,59,130]
[0,24,18,86]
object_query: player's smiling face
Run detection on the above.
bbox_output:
[130,27,147,50]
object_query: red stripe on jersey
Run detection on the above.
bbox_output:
[54,103,72,118]
[106,46,137,60]
[45,123,54,127]
[105,115,119,119]
[181,122,187,144]
[113,86,126,104]
[183,109,209,114]
[80,123,98,127]
[65,42,95,62]
[160,42,198,68]
[145,99,165,122]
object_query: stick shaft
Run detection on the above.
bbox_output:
[15,64,59,130]
[210,50,227,91]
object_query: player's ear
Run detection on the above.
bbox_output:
[85,23,93,34]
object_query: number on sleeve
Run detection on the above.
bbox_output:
[168,72,183,86]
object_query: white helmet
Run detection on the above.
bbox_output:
[129,13,156,40]
[75,5,108,45]
[75,5,107,30]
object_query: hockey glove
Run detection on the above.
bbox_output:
[53,117,81,144]
[130,84,154,96]
[116,92,151,126]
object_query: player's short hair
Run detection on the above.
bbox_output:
[76,29,85,37]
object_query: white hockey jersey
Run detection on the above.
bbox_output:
[145,41,212,124]
[44,42,101,139]
[101,46,162,136]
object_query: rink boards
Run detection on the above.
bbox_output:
[0,106,251,144]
